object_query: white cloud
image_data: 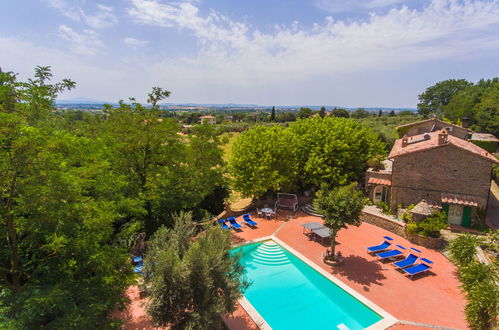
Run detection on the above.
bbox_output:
[44,0,118,29]
[314,0,406,13]
[58,25,104,55]
[122,37,149,47]
[127,0,499,80]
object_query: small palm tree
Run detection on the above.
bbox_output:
[314,183,367,261]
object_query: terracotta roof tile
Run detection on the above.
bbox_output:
[368,178,392,186]
[389,131,498,164]
[441,194,479,207]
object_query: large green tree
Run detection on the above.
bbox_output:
[443,78,499,136]
[144,212,248,329]
[101,98,226,234]
[229,125,298,198]
[0,67,132,328]
[417,79,473,117]
[313,183,367,260]
[229,117,384,197]
[287,117,385,188]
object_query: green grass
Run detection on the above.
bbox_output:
[220,132,241,163]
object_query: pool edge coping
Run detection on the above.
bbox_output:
[233,235,399,330]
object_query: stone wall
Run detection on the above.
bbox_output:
[361,210,406,237]
[390,144,492,210]
[361,209,445,250]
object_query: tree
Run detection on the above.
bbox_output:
[417,79,472,118]
[350,108,370,118]
[389,110,395,116]
[443,78,498,136]
[297,107,314,118]
[378,109,382,117]
[270,106,276,121]
[313,183,367,260]
[0,67,132,328]
[229,125,298,197]
[144,212,248,329]
[319,106,326,118]
[229,117,384,197]
[331,108,349,118]
[102,96,226,234]
[287,117,385,188]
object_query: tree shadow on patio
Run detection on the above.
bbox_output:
[329,254,386,291]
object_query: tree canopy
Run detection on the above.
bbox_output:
[313,183,367,259]
[0,67,133,328]
[0,66,230,328]
[417,79,473,118]
[144,212,248,329]
[418,78,498,135]
[229,117,384,197]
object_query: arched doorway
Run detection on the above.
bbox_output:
[373,185,389,203]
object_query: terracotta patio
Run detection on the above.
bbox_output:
[224,211,467,330]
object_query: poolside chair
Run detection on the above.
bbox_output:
[367,236,394,253]
[257,208,263,218]
[133,263,143,274]
[217,218,230,230]
[376,245,406,260]
[227,217,243,230]
[402,258,433,279]
[242,214,258,227]
[132,256,143,264]
[392,248,421,269]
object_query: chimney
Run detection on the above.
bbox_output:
[461,117,470,128]
[402,136,409,147]
[438,129,449,145]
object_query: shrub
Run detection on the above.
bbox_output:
[458,261,498,292]
[375,201,391,215]
[406,211,447,238]
[447,233,483,267]
[465,280,499,330]
[400,204,415,222]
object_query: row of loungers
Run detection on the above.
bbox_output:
[217,214,258,230]
[367,236,434,279]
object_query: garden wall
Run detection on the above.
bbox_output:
[361,209,444,250]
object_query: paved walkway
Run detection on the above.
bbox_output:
[225,211,467,330]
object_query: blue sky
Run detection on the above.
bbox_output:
[1,0,498,107]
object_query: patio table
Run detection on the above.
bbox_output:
[311,227,330,244]
[261,207,274,219]
[302,222,324,235]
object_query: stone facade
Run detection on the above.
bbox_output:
[365,169,392,202]
[390,144,492,210]
[398,119,470,140]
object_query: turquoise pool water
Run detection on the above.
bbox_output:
[233,241,382,330]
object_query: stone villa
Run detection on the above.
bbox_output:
[199,115,216,125]
[366,120,498,228]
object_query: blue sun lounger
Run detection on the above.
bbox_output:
[393,248,421,269]
[376,245,406,260]
[217,218,230,230]
[367,236,394,253]
[133,256,143,264]
[402,258,433,278]
[242,214,258,227]
[228,217,243,230]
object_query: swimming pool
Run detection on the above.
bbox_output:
[233,240,384,330]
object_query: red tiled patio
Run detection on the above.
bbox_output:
[225,211,467,330]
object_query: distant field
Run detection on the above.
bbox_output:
[220,132,241,162]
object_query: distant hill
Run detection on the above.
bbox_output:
[55,100,417,112]
[56,97,111,105]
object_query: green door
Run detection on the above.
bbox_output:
[462,207,472,228]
